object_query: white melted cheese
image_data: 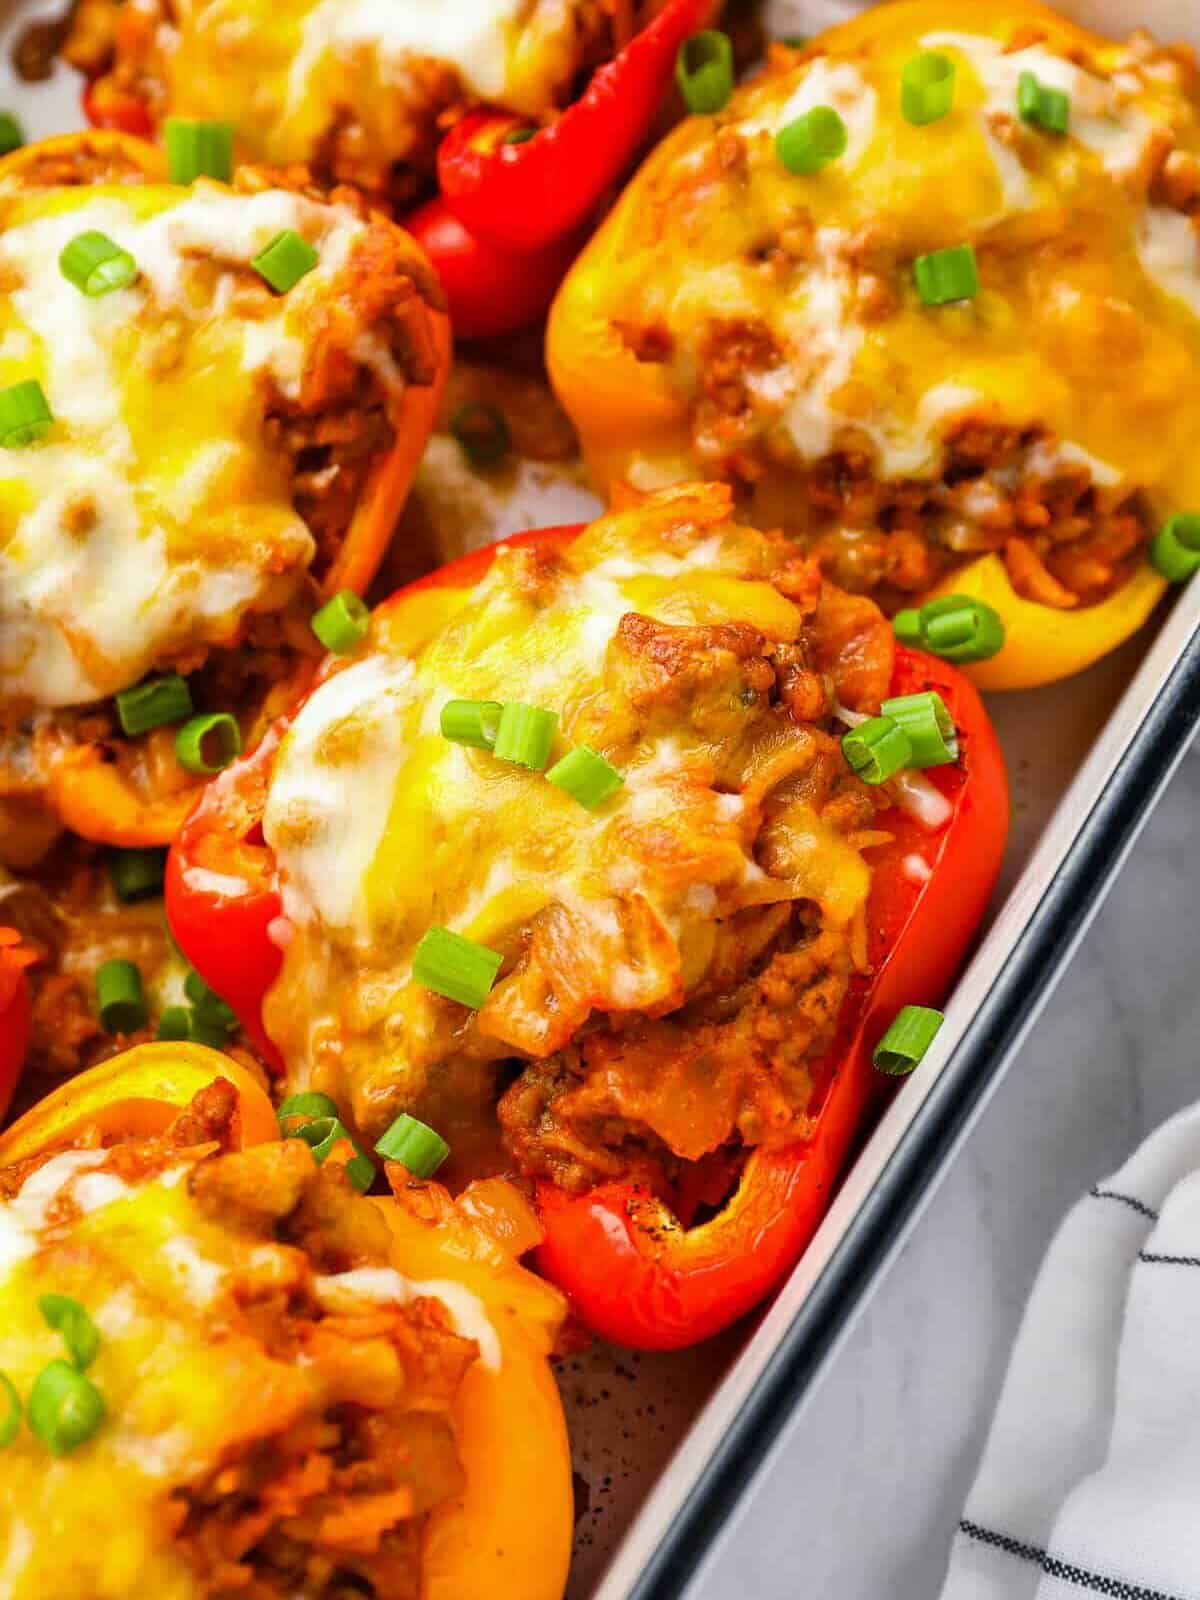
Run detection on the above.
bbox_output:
[315,1265,502,1371]
[777,227,865,461]
[291,0,527,109]
[264,655,420,936]
[0,185,370,709]
[1137,205,1200,317]
[923,32,1159,185]
[0,1151,137,1283]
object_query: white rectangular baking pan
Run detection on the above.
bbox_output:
[5,2,1198,1595]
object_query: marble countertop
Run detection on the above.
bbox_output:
[686,738,1200,1600]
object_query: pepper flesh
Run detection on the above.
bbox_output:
[437,0,720,252]
[535,643,1008,1347]
[0,1049,573,1600]
[0,929,33,1123]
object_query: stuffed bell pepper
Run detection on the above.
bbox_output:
[165,483,1008,1349]
[549,0,1200,689]
[0,1043,573,1600]
[69,0,724,338]
[0,130,450,868]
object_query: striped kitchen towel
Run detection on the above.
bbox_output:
[940,1101,1200,1600]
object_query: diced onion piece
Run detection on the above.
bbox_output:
[873,1004,944,1075]
[914,245,979,306]
[880,690,958,767]
[413,926,503,1010]
[676,30,734,114]
[841,715,912,784]
[901,52,955,125]
[96,959,147,1034]
[115,672,193,736]
[545,744,624,810]
[175,712,242,776]
[776,105,848,175]
[375,1112,450,1177]
[311,590,369,654]
[165,117,233,183]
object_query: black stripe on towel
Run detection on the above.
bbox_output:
[959,1521,1188,1600]
[1138,1251,1200,1268]
[1089,1187,1159,1223]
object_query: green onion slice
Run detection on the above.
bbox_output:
[27,1359,105,1456]
[175,712,242,776]
[676,30,734,115]
[96,959,147,1035]
[184,971,237,1031]
[914,244,979,306]
[59,231,138,297]
[873,1004,944,1075]
[449,402,512,468]
[441,699,502,750]
[0,112,23,157]
[1150,513,1200,583]
[115,672,193,737]
[912,595,1006,662]
[375,1112,450,1177]
[501,125,538,145]
[492,703,558,771]
[892,607,924,648]
[0,1372,20,1449]
[311,589,369,654]
[1017,69,1069,135]
[880,690,958,768]
[109,847,166,904]
[39,1294,100,1371]
[413,926,503,1010]
[251,228,319,294]
[165,117,233,183]
[776,105,849,175]
[278,1090,339,1137]
[901,52,955,125]
[0,378,52,448]
[546,744,624,810]
[156,1005,190,1042]
[294,1116,375,1192]
[841,716,912,785]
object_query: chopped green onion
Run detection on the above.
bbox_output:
[174,712,241,775]
[892,607,924,647]
[546,744,624,810]
[1017,69,1069,135]
[873,1004,944,1075]
[880,690,958,767]
[914,244,979,306]
[0,113,23,157]
[501,125,537,145]
[901,52,956,125]
[184,971,237,1031]
[0,1372,20,1449]
[440,699,502,750]
[675,30,734,115]
[493,703,558,771]
[251,228,319,294]
[0,379,52,448]
[375,1112,450,1177]
[841,716,912,785]
[449,402,512,468]
[96,959,147,1034]
[905,595,1006,662]
[776,105,848,175]
[109,847,166,904]
[778,33,809,49]
[311,589,369,654]
[59,231,138,297]
[27,1359,105,1456]
[1150,512,1200,583]
[115,672,193,737]
[413,926,503,1010]
[165,117,233,183]
[156,1005,190,1042]
[39,1294,100,1371]
[187,1018,232,1049]
[278,1091,339,1137]
[294,1116,375,1192]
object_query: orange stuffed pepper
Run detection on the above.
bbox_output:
[0,1044,573,1600]
[0,131,449,866]
[549,0,1200,689]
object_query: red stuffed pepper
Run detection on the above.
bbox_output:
[167,483,1008,1348]
[0,928,34,1120]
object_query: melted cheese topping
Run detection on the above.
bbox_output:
[262,486,875,1133]
[0,181,375,709]
[154,0,588,170]
[0,1149,495,1597]
[551,0,1200,521]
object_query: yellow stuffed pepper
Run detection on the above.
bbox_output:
[0,1044,573,1600]
[549,0,1200,689]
